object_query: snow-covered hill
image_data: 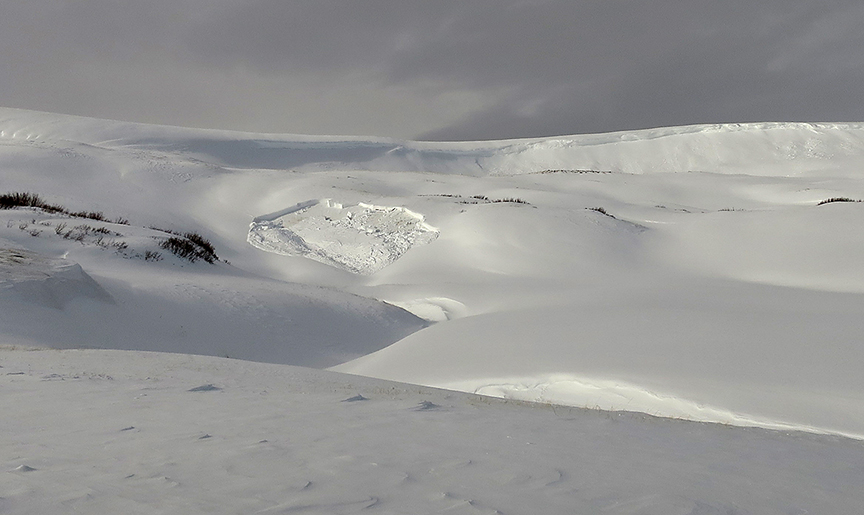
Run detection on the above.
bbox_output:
[3,347,863,514]
[2,107,864,511]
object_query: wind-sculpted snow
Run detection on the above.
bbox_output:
[248,199,439,275]
[0,245,113,308]
[3,349,863,515]
[445,375,857,438]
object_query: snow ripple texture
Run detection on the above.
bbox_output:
[248,199,439,274]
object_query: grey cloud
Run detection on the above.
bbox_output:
[184,0,463,73]
[1,0,862,140]
[416,1,864,139]
[169,0,864,137]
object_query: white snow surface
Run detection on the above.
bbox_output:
[4,348,863,514]
[2,107,864,510]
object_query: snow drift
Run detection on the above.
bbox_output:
[0,245,113,309]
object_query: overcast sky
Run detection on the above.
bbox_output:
[2,1,863,140]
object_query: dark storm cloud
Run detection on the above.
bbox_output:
[1,0,862,139]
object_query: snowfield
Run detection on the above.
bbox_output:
[2,107,864,512]
[3,348,863,514]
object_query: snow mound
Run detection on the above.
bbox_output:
[389,297,467,322]
[449,375,849,437]
[248,199,439,274]
[0,246,112,309]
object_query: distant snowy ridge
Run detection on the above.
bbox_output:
[3,107,864,176]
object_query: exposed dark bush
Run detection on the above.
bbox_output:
[143,250,163,262]
[159,232,218,264]
[492,197,530,205]
[160,237,199,262]
[4,191,223,264]
[817,197,862,206]
[93,226,121,236]
[0,192,39,208]
[1,191,133,227]
[183,232,217,259]
[588,206,616,219]
[536,169,611,175]
[70,211,106,221]
[0,192,65,213]
[149,226,180,235]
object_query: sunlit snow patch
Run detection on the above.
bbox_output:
[445,375,846,436]
[248,199,439,274]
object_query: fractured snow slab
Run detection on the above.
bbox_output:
[248,199,439,274]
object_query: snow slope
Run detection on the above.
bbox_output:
[3,347,863,515]
[2,107,864,441]
[0,213,425,368]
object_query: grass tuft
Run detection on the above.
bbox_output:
[588,206,617,219]
[0,192,65,213]
[159,232,218,264]
[817,197,862,206]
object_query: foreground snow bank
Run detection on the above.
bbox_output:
[2,348,862,514]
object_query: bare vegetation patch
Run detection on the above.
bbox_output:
[420,193,531,206]
[535,169,612,175]
[159,232,218,264]
[0,192,65,213]
[1,191,131,224]
[588,206,617,219]
[3,192,220,265]
[817,197,862,206]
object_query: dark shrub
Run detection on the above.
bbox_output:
[817,197,861,206]
[159,233,218,264]
[493,197,530,205]
[70,211,106,221]
[588,206,616,219]
[0,192,65,213]
[183,232,217,259]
